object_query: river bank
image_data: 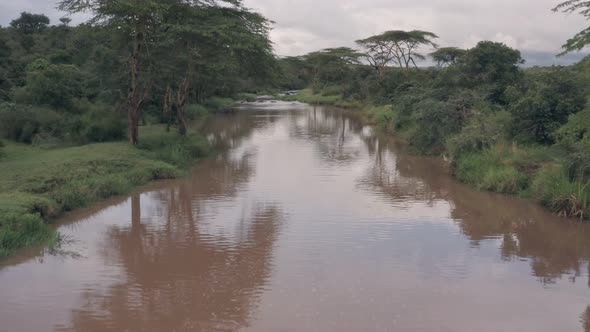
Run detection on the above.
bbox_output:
[283,89,589,221]
[0,125,210,258]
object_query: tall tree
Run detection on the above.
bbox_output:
[430,47,466,67]
[10,12,50,34]
[356,30,438,77]
[155,3,272,135]
[59,0,244,144]
[461,41,524,104]
[553,1,590,54]
[303,47,362,90]
[59,0,168,144]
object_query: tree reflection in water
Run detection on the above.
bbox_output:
[60,195,284,331]
[57,111,285,332]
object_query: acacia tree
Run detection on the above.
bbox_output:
[59,0,168,144]
[356,30,438,77]
[303,47,362,90]
[553,1,590,54]
[59,0,242,144]
[156,3,272,135]
[10,12,50,34]
[430,47,466,67]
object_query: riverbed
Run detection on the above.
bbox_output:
[1,102,589,331]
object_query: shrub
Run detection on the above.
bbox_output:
[447,109,512,158]
[454,144,547,194]
[511,67,585,145]
[0,212,53,258]
[407,98,462,155]
[480,165,528,193]
[236,93,257,102]
[24,59,85,110]
[137,129,210,167]
[204,97,235,112]
[185,104,209,120]
[82,114,126,143]
[531,165,590,219]
[367,105,397,131]
[67,101,126,143]
[555,109,590,180]
[0,103,66,143]
[320,85,342,96]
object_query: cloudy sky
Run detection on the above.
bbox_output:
[1,0,588,65]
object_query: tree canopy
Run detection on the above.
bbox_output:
[10,12,50,34]
[430,47,466,67]
[356,30,438,76]
[553,0,590,54]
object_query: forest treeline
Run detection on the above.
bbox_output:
[0,1,276,147]
[277,2,590,220]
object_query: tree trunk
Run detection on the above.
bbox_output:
[127,29,149,145]
[176,76,190,136]
[164,86,173,132]
[128,45,140,145]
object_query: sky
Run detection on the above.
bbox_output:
[1,0,589,66]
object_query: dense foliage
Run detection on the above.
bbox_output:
[0,6,275,146]
[278,29,590,219]
[0,4,276,257]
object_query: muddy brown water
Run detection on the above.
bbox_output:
[1,102,590,332]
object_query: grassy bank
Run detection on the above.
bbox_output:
[0,125,209,258]
[453,144,590,219]
[287,88,590,221]
[280,88,362,108]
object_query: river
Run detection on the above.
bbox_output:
[1,102,590,332]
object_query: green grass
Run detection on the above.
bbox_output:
[364,105,398,130]
[0,125,210,258]
[454,143,590,219]
[281,89,361,108]
[454,144,552,194]
[531,165,590,219]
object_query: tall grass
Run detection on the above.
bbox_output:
[531,166,590,219]
[454,144,534,194]
[281,89,361,108]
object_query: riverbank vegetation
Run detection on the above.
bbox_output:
[276,1,590,220]
[0,0,275,257]
[3,0,590,257]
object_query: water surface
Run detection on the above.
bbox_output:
[1,102,590,332]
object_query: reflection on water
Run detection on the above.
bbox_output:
[0,102,589,332]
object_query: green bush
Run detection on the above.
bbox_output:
[137,129,210,167]
[480,165,528,193]
[0,103,66,143]
[510,67,585,145]
[555,109,590,180]
[320,85,342,96]
[447,109,512,158]
[454,144,540,194]
[236,93,257,102]
[204,97,235,112]
[367,105,397,131]
[0,212,54,258]
[185,104,209,120]
[69,100,127,143]
[23,59,85,110]
[531,165,590,219]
